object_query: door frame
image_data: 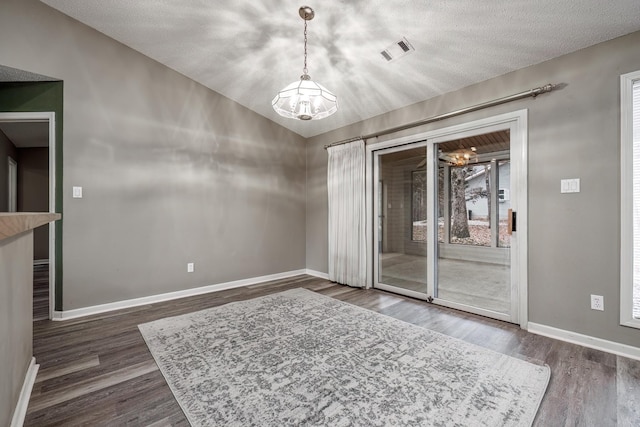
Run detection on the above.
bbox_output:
[7,156,17,212]
[366,110,528,329]
[372,140,430,301]
[0,111,57,320]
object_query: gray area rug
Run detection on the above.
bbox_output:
[138,288,550,426]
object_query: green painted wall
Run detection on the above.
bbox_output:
[0,81,63,310]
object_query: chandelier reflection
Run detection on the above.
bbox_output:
[442,147,478,166]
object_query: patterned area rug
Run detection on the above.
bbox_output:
[138,288,550,426]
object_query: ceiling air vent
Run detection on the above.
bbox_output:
[380,37,415,62]
[397,40,411,52]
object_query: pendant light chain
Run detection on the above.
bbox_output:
[303,19,308,75]
[271,6,338,121]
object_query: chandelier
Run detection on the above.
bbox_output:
[272,6,338,121]
[442,147,478,166]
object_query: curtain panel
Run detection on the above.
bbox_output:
[327,139,366,287]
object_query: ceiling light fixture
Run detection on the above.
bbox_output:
[272,6,338,121]
[442,147,478,166]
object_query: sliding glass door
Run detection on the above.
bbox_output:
[374,143,429,299]
[370,114,525,325]
[433,130,514,321]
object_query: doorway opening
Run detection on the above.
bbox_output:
[367,110,528,327]
[0,112,56,320]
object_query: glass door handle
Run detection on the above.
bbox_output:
[508,209,516,235]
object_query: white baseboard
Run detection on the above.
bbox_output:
[305,269,330,280]
[11,358,39,427]
[52,269,308,321]
[528,322,640,361]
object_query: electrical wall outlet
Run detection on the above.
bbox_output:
[590,294,604,311]
[187,262,194,273]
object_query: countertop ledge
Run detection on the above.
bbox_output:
[0,213,61,241]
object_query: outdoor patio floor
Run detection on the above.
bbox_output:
[380,253,510,315]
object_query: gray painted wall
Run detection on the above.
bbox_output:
[18,147,49,260]
[0,130,18,212]
[0,0,306,309]
[307,31,640,348]
[0,0,637,355]
[0,232,33,425]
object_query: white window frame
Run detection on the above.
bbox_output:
[620,70,640,329]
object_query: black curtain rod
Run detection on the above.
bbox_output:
[324,83,558,150]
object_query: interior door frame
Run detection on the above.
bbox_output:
[8,156,17,212]
[0,111,57,320]
[366,109,529,329]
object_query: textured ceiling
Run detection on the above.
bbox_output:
[0,64,57,82]
[39,0,640,138]
[0,122,49,148]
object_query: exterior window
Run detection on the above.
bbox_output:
[443,161,510,248]
[498,188,510,203]
[449,164,491,247]
[621,70,640,329]
[411,170,426,241]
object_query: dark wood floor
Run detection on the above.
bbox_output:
[26,275,640,426]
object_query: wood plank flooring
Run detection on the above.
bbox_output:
[26,275,640,426]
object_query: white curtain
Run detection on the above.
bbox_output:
[327,139,366,287]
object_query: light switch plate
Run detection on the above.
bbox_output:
[72,186,83,198]
[560,179,580,193]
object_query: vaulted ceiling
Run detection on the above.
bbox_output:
[39,0,640,138]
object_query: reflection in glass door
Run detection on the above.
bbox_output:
[434,130,514,321]
[374,144,428,298]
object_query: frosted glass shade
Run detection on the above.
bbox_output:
[272,76,338,121]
